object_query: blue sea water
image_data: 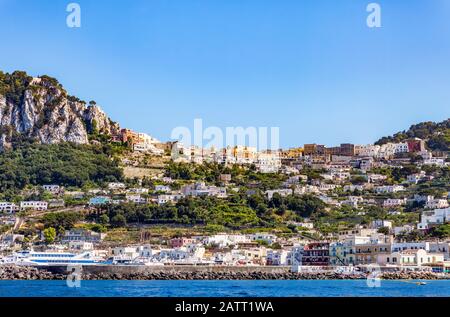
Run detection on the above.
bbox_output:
[0,280,449,297]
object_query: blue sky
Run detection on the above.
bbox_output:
[0,0,449,147]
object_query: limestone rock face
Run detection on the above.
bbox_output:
[0,73,119,149]
[83,104,120,136]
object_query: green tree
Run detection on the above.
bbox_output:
[430,224,450,239]
[111,214,127,227]
[42,212,82,230]
[43,227,56,244]
[99,214,110,225]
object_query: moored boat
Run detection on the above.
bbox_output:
[2,250,105,266]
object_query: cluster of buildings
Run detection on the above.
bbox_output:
[113,128,164,155]
[3,227,448,272]
[0,185,69,213]
[300,138,427,159]
[172,143,282,173]
[0,201,49,213]
[279,138,447,171]
[141,229,449,271]
[86,180,228,207]
[1,134,449,272]
[170,137,447,175]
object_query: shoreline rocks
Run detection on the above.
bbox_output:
[1,265,448,281]
[380,271,444,280]
[0,265,65,280]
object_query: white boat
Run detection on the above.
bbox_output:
[103,256,164,266]
[103,255,141,265]
[5,250,105,266]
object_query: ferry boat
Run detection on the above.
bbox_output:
[4,250,105,266]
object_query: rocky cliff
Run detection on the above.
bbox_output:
[0,71,120,149]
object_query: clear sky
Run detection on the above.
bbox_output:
[1,0,449,148]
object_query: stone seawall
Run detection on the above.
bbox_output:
[1,264,449,280]
[48,264,292,275]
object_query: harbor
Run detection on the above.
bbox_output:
[1,263,448,281]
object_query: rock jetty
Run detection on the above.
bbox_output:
[380,271,443,280]
[80,271,367,280]
[1,265,448,280]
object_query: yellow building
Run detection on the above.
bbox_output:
[280,147,303,159]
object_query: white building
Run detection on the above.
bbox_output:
[356,144,380,157]
[133,133,164,155]
[375,185,405,194]
[367,174,388,183]
[383,198,407,208]
[393,225,414,236]
[407,172,426,184]
[338,228,379,240]
[156,194,184,205]
[376,143,397,159]
[341,196,363,208]
[425,199,449,210]
[343,184,365,192]
[283,175,305,186]
[62,229,105,243]
[155,185,171,193]
[256,151,281,173]
[233,146,257,165]
[288,246,304,266]
[249,233,277,245]
[266,249,289,266]
[112,246,141,260]
[392,242,430,252]
[423,158,446,167]
[127,188,149,194]
[265,189,292,200]
[430,242,450,260]
[377,249,444,267]
[417,208,450,230]
[370,220,393,230]
[319,184,337,192]
[181,182,227,198]
[0,202,19,213]
[288,221,314,229]
[359,158,373,172]
[137,245,153,258]
[375,142,408,159]
[108,182,126,190]
[69,241,94,251]
[162,177,174,183]
[20,201,48,211]
[394,142,409,154]
[203,234,250,248]
[125,194,146,204]
[0,215,16,226]
[412,194,434,204]
[294,185,320,195]
[42,185,62,194]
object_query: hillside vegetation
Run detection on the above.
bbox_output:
[0,137,123,196]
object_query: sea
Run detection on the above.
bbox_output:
[0,280,449,297]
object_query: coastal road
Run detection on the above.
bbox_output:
[25,205,87,219]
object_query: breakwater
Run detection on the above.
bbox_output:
[1,264,448,280]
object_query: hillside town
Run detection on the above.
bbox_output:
[1,127,449,274]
